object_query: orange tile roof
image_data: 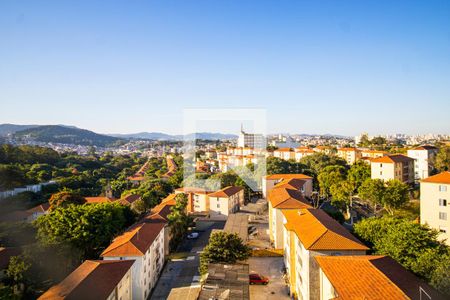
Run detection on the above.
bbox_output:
[268,187,311,209]
[282,209,368,251]
[274,178,307,190]
[411,145,438,151]
[421,171,450,184]
[208,186,243,198]
[117,194,141,205]
[39,260,134,300]
[26,202,50,214]
[338,147,358,152]
[101,222,165,257]
[84,197,114,204]
[175,187,212,194]
[265,174,313,180]
[315,256,444,300]
[371,154,414,164]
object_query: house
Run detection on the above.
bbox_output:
[268,183,312,249]
[25,202,50,222]
[337,147,361,165]
[101,222,165,300]
[147,193,177,255]
[208,186,244,219]
[407,145,439,180]
[273,148,295,161]
[174,187,212,214]
[371,154,415,184]
[118,194,142,208]
[39,260,134,300]
[262,174,313,198]
[84,196,115,204]
[282,209,368,299]
[420,171,450,246]
[315,255,444,300]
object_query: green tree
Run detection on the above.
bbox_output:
[199,232,251,275]
[330,180,354,219]
[382,180,409,215]
[299,153,347,176]
[48,190,86,209]
[347,162,370,191]
[318,165,347,198]
[435,146,450,172]
[35,203,135,259]
[167,194,190,250]
[358,179,386,213]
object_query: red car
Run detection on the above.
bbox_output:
[249,273,269,285]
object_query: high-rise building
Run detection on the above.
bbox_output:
[237,125,265,149]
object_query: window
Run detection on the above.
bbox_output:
[439,199,447,207]
[439,185,447,192]
[380,171,383,175]
[439,212,447,220]
[217,203,220,208]
[380,163,383,167]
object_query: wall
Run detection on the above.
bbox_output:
[421,182,450,246]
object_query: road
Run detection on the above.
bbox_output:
[150,221,224,300]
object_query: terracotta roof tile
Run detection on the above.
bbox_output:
[421,171,450,184]
[84,197,114,204]
[315,255,445,300]
[282,209,368,251]
[268,186,311,209]
[39,260,134,300]
[265,174,313,180]
[371,154,414,164]
[208,186,243,198]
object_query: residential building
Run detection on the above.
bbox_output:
[262,174,313,199]
[282,209,368,299]
[294,147,315,161]
[407,145,439,180]
[273,148,294,160]
[118,194,142,209]
[268,183,312,249]
[101,222,165,300]
[316,255,444,300]
[371,154,415,184]
[360,149,387,159]
[208,186,244,219]
[337,147,361,165]
[39,260,134,300]
[420,171,450,246]
[84,196,115,204]
[25,202,50,222]
[175,187,212,214]
[148,193,177,255]
[237,126,265,149]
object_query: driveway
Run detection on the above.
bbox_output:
[150,221,224,300]
[248,257,289,300]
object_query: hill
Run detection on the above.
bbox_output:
[111,132,237,141]
[0,124,40,136]
[12,125,122,147]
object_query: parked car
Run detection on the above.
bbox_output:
[187,232,199,239]
[249,273,269,285]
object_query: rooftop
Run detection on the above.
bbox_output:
[209,186,244,198]
[315,255,444,300]
[371,154,414,164]
[282,209,368,251]
[268,186,311,209]
[421,171,450,184]
[39,260,134,300]
[265,174,313,180]
[223,213,248,242]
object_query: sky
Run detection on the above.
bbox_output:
[1,0,449,136]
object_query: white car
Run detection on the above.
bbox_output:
[187,232,199,239]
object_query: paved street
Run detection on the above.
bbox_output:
[150,221,224,300]
[248,257,290,300]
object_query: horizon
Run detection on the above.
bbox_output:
[1,1,450,135]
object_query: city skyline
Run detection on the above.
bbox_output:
[1,1,450,135]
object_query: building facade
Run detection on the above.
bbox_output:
[370,154,415,184]
[208,186,244,219]
[407,145,438,180]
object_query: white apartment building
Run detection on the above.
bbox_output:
[39,260,134,300]
[420,172,450,246]
[237,127,265,149]
[263,174,313,199]
[101,222,165,300]
[337,148,361,165]
[407,145,438,180]
[273,148,295,160]
[282,209,368,300]
[175,187,212,214]
[370,154,415,184]
[208,186,244,219]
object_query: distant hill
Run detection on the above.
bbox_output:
[0,124,40,136]
[12,125,122,147]
[111,132,238,141]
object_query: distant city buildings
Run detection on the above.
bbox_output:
[237,126,265,149]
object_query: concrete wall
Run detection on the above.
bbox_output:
[421,182,450,245]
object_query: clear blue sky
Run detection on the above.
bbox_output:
[1,0,449,136]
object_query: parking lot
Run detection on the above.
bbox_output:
[248,256,290,299]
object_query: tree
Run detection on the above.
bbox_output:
[167,194,190,250]
[6,255,31,294]
[199,232,251,275]
[435,146,450,172]
[347,162,370,191]
[132,199,147,214]
[299,153,347,176]
[330,180,354,219]
[358,179,386,213]
[382,180,409,215]
[318,165,347,198]
[48,190,86,209]
[354,216,450,295]
[35,203,135,259]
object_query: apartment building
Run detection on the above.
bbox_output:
[148,193,177,255]
[268,182,312,249]
[407,145,439,180]
[371,154,415,184]
[420,171,450,246]
[274,148,295,160]
[360,149,387,159]
[316,255,444,300]
[313,146,333,155]
[175,187,212,214]
[282,209,368,300]
[237,127,265,149]
[337,147,361,165]
[208,186,244,219]
[39,260,134,300]
[294,147,315,161]
[101,222,165,300]
[262,174,313,198]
